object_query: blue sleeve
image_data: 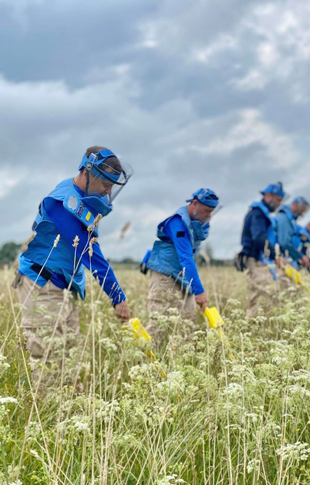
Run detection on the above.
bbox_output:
[43,199,126,305]
[277,213,302,261]
[164,215,205,295]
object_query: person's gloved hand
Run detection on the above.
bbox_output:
[195,291,208,311]
[301,255,310,269]
[114,301,130,321]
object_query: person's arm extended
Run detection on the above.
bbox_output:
[43,198,126,306]
[164,215,205,296]
[277,212,302,262]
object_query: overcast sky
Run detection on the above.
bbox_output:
[1,0,310,260]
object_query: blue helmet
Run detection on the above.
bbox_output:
[186,188,219,208]
[292,196,310,206]
[79,148,132,201]
[79,148,127,185]
[261,182,285,197]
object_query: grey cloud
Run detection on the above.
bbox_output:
[1,0,310,260]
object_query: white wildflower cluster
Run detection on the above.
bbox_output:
[289,369,310,384]
[222,383,243,397]
[128,363,158,381]
[228,364,257,386]
[245,412,258,423]
[0,397,18,405]
[276,441,310,462]
[73,419,90,432]
[287,385,310,399]
[25,421,41,439]
[57,415,91,435]
[0,353,10,373]
[96,399,121,421]
[247,458,260,474]
[157,371,185,398]
[99,337,117,353]
[157,474,189,485]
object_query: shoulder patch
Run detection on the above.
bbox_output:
[77,203,85,218]
[67,195,78,210]
[177,231,185,238]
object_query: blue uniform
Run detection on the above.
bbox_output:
[241,201,276,261]
[18,178,126,305]
[276,206,302,263]
[146,206,208,295]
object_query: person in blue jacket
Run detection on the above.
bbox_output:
[13,145,132,388]
[299,222,310,257]
[276,197,310,269]
[142,188,219,328]
[237,182,285,316]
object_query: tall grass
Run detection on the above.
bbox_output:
[1,265,310,484]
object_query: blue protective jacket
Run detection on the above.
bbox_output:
[299,227,310,255]
[146,206,208,295]
[276,205,302,262]
[241,200,277,261]
[18,178,126,304]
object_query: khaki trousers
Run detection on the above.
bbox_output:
[147,271,197,334]
[246,258,290,317]
[14,274,80,388]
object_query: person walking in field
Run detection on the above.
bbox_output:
[276,197,310,270]
[13,146,132,388]
[141,188,219,328]
[299,222,310,258]
[236,182,285,317]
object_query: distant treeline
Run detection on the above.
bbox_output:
[0,242,232,268]
[0,242,21,266]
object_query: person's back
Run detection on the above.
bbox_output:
[241,203,273,261]
[276,197,310,268]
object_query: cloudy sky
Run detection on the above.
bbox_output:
[1,0,310,260]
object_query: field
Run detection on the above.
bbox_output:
[1,266,310,484]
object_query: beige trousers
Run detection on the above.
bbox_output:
[14,274,80,388]
[246,258,290,317]
[147,271,197,333]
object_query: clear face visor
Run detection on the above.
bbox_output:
[209,204,223,219]
[85,153,133,202]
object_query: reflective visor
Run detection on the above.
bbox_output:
[84,152,133,202]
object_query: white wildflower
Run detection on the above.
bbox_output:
[73,421,90,432]
[0,397,18,405]
[276,441,310,462]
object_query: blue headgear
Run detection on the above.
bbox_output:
[292,196,310,206]
[261,182,285,197]
[186,188,219,208]
[79,149,124,185]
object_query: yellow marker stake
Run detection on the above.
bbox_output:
[204,307,236,362]
[284,265,310,293]
[122,318,166,379]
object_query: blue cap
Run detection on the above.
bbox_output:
[186,188,219,208]
[261,182,285,197]
[292,196,310,206]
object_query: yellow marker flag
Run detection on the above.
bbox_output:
[204,307,236,362]
[122,318,166,379]
[284,265,310,293]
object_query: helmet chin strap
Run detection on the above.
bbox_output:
[85,170,90,196]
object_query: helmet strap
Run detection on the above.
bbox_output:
[85,170,90,197]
